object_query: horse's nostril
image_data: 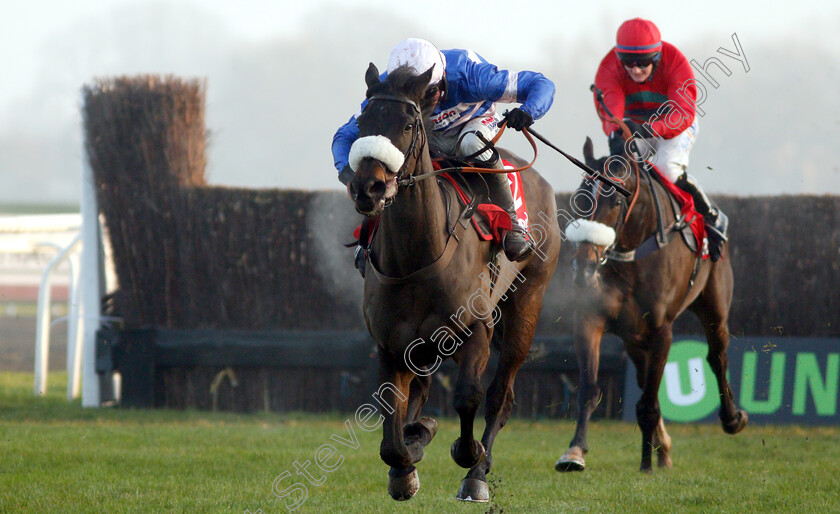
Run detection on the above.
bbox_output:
[366,180,386,198]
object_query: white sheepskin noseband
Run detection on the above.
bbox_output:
[565,219,616,247]
[349,135,406,174]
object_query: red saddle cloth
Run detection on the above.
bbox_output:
[648,163,707,258]
[437,160,528,244]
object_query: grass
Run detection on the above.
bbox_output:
[0,203,79,215]
[1,372,838,513]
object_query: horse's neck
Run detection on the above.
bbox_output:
[620,171,667,248]
[374,152,448,276]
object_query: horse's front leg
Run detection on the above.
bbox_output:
[556,313,606,472]
[377,348,421,501]
[450,323,491,470]
[402,374,438,458]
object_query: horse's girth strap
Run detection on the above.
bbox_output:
[369,220,469,285]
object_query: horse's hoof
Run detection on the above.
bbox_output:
[388,467,419,501]
[450,438,486,469]
[456,478,490,502]
[721,409,748,434]
[657,453,673,468]
[555,446,586,472]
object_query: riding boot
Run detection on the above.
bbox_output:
[485,171,532,262]
[675,173,728,260]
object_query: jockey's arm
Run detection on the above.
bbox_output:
[332,115,360,182]
[464,58,555,121]
[511,70,556,121]
[593,59,626,136]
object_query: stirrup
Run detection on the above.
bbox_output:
[705,209,729,241]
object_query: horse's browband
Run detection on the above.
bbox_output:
[368,94,420,114]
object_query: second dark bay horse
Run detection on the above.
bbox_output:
[555,137,747,473]
[348,63,561,501]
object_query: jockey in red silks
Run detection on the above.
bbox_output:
[593,18,728,260]
[333,38,556,266]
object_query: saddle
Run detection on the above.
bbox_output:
[646,163,709,259]
[607,163,708,262]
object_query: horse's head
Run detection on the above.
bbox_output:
[348,63,435,216]
[566,136,637,288]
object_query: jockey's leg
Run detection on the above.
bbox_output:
[675,173,728,255]
[653,121,727,260]
[485,172,531,261]
[457,116,532,262]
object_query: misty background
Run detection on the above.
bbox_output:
[2,0,839,204]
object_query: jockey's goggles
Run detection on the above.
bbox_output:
[618,52,660,69]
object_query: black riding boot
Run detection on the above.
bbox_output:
[675,173,728,260]
[486,171,532,262]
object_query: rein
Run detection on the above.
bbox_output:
[604,164,686,262]
[399,121,538,187]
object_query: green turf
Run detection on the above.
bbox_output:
[1,372,837,513]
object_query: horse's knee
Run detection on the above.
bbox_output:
[380,439,411,470]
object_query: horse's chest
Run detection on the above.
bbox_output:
[363,282,490,353]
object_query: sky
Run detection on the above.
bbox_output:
[1,0,839,203]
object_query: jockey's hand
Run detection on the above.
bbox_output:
[339,164,355,186]
[503,108,533,131]
[622,119,655,139]
[608,130,625,156]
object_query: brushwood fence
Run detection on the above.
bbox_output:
[84,75,839,417]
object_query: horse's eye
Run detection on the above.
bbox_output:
[404,123,413,132]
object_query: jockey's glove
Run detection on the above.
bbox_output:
[503,108,533,131]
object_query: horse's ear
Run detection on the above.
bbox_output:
[406,65,436,100]
[583,137,594,162]
[365,62,380,89]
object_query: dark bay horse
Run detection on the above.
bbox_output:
[555,137,747,473]
[349,64,561,501]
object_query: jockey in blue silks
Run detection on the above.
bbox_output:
[332,38,556,263]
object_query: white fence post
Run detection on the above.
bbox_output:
[66,251,83,400]
[80,157,102,408]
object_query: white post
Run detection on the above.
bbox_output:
[33,252,55,396]
[80,157,101,408]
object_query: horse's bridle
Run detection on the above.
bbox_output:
[363,94,425,193]
[581,166,634,265]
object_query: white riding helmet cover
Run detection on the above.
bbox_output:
[387,38,446,85]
